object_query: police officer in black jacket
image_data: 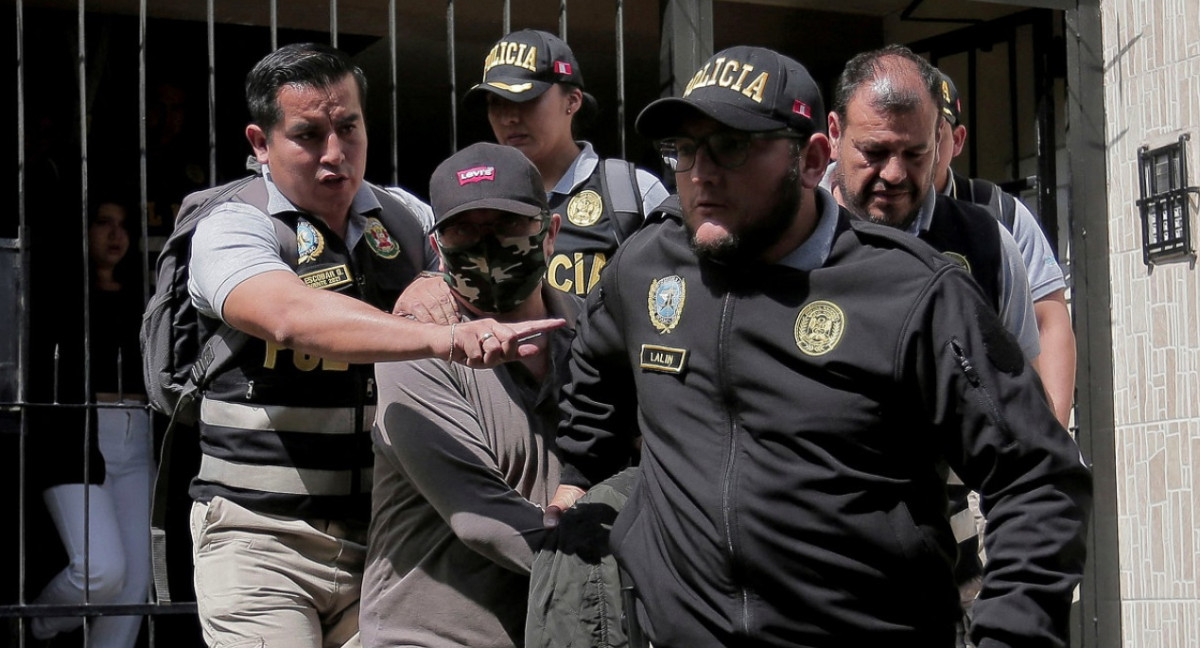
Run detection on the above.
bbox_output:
[545,46,1091,648]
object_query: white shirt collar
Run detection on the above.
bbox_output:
[548,141,598,198]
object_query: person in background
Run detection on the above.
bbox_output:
[26,196,153,648]
[933,69,1076,429]
[362,142,578,648]
[826,45,1041,368]
[931,68,1079,646]
[394,29,669,323]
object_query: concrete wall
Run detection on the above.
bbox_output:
[1100,0,1200,645]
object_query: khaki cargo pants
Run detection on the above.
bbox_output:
[190,497,366,648]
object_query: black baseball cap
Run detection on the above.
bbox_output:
[428,142,548,233]
[938,69,962,126]
[636,46,825,139]
[464,29,589,105]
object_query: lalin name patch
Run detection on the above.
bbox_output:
[794,300,845,357]
[640,344,687,374]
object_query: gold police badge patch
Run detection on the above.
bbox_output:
[297,220,325,264]
[794,300,845,356]
[942,251,971,274]
[365,218,401,259]
[567,190,603,227]
[648,275,686,334]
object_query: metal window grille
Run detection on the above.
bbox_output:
[1137,135,1198,266]
[5,1,645,645]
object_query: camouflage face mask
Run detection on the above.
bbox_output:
[440,227,548,314]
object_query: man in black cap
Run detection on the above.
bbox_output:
[545,45,1091,647]
[362,142,580,648]
[933,69,1076,430]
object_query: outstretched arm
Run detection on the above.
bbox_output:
[224,270,561,367]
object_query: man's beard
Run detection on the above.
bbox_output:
[687,165,802,264]
[834,164,920,231]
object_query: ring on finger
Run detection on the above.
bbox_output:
[480,332,495,342]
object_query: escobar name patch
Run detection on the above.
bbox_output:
[794,300,845,356]
[299,264,353,291]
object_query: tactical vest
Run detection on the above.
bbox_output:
[919,195,1003,313]
[189,189,428,522]
[545,161,642,297]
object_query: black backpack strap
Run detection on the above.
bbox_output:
[150,323,250,603]
[150,177,287,605]
[968,176,993,205]
[271,216,299,267]
[967,176,1019,233]
[601,159,644,244]
[996,189,1018,232]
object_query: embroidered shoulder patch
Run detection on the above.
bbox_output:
[648,275,686,334]
[297,220,325,264]
[365,217,401,259]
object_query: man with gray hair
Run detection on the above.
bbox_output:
[826,45,1041,368]
[826,45,1071,647]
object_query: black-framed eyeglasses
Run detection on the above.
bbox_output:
[436,212,547,249]
[657,130,807,173]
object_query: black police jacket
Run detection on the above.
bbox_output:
[557,202,1091,648]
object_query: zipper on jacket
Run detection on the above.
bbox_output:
[949,338,1007,432]
[245,380,255,400]
[715,292,752,635]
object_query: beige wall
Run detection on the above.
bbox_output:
[1101,0,1200,645]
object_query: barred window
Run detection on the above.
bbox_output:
[1137,135,1197,266]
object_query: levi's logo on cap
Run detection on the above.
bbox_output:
[682,56,771,103]
[457,166,495,185]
